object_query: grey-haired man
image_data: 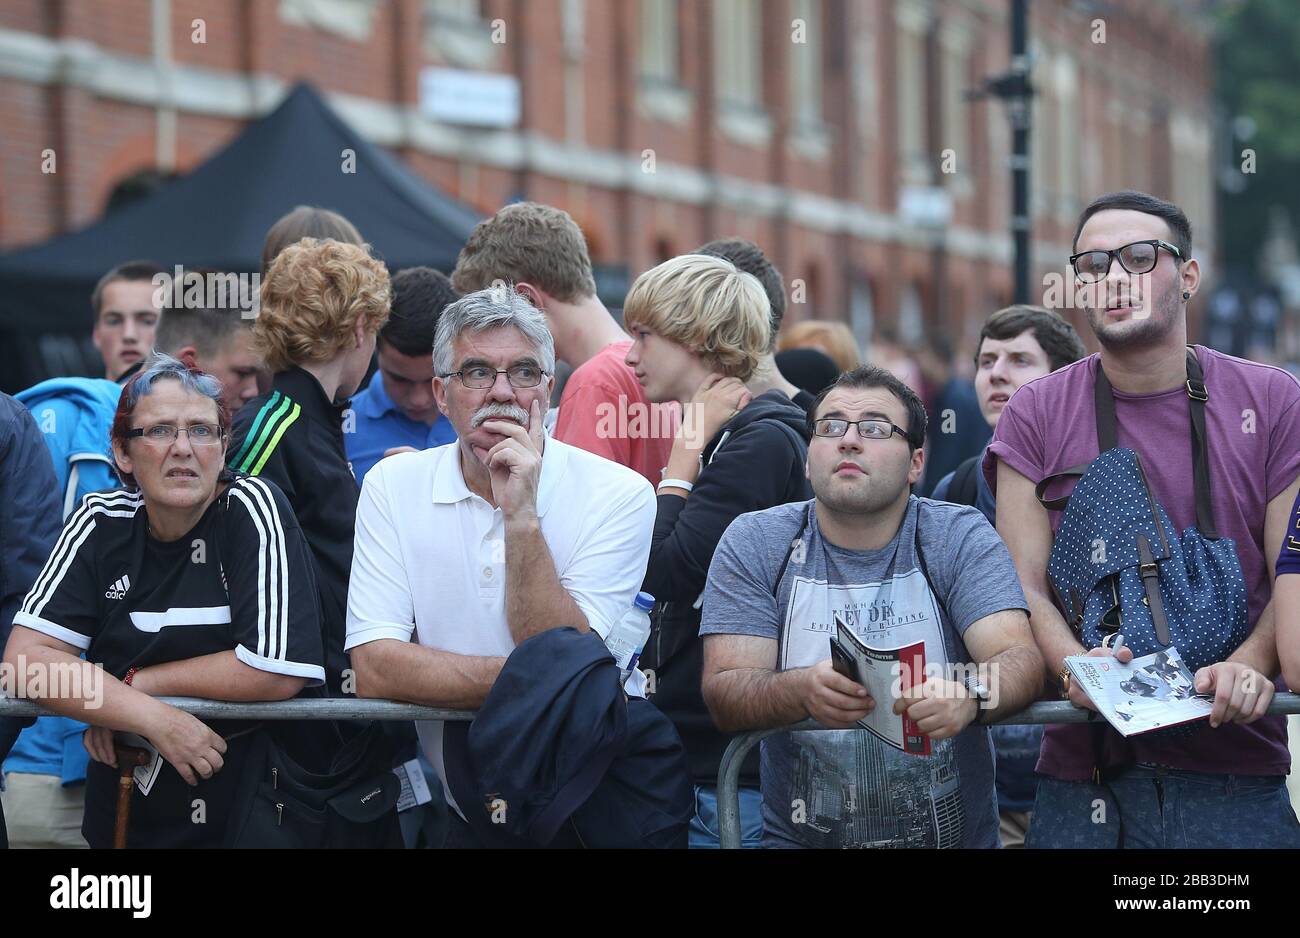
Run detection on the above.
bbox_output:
[344,287,657,846]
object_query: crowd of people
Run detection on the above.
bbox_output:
[1,188,1299,850]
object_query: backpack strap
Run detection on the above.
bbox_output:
[1040,350,1217,533]
[1034,465,1089,512]
[1101,347,1217,537]
[1184,348,1217,538]
[702,413,810,599]
[1094,359,1121,452]
[947,454,981,507]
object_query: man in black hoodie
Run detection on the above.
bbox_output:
[624,253,811,848]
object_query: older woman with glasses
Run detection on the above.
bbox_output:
[3,354,324,848]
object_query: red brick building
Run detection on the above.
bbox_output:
[0,0,1218,350]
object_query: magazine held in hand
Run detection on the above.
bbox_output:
[1064,645,1213,736]
[829,613,931,756]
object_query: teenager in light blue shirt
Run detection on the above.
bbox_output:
[346,267,458,483]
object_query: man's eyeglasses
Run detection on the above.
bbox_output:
[127,424,224,446]
[1069,239,1183,283]
[442,364,547,389]
[813,418,908,442]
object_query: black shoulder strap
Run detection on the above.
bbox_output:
[1185,347,1217,538]
[1039,350,1217,534]
[1100,347,1217,537]
[949,454,981,507]
[1034,359,1111,512]
[1094,358,1120,452]
[1035,462,1091,511]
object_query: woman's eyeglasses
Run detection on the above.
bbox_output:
[127,424,224,446]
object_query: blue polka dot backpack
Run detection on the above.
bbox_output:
[1035,348,1249,685]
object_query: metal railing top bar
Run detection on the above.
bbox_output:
[8,692,1300,847]
[715,692,1300,848]
[0,697,474,721]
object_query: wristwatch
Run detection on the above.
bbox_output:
[963,674,992,725]
[1058,664,1072,699]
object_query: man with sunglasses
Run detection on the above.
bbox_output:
[700,366,1042,848]
[344,288,657,847]
[987,190,1300,848]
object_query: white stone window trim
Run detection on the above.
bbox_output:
[638,77,694,126]
[279,0,379,42]
[424,0,498,71]
[788,117,832,162]
[719,102,774,148]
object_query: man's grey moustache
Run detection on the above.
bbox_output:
[471,404,529,429]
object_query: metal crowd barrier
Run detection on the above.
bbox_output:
[7,694,1300,850]
[715,692,1300,849]
[0,697,474,721]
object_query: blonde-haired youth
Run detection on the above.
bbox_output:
[623,254,771,381]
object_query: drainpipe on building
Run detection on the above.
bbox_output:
[923,0,947,336]
[1009,0,1032,304]
[830,0,853,328]
[152,0,176,172]
[512,0,529,201]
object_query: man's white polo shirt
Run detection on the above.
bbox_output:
[344,432,657,811]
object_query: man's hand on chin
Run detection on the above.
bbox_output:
[483,400,545,518]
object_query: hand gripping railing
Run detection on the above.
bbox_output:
[714,693,1300,849]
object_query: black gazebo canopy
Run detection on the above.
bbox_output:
[0,83,482,391]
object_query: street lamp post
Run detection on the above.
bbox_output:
[968,0,1035,304]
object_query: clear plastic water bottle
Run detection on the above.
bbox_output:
[606,591,654,683]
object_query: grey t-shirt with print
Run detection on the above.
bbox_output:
[701,496,1029,848]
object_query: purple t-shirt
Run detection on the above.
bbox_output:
[1280,486,1300,576]
[984,346,1300,779]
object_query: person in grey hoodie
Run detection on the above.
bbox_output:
[623,253,811,848]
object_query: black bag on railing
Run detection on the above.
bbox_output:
[223,721,402,848]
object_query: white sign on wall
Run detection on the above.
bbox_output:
[419,68,520,128]
[898,185,953,229]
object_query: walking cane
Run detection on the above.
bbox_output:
[113,745,152,849]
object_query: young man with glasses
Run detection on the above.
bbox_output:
[344,287,657,847]
[699,366,1043,848]
[987,190,1300,848]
